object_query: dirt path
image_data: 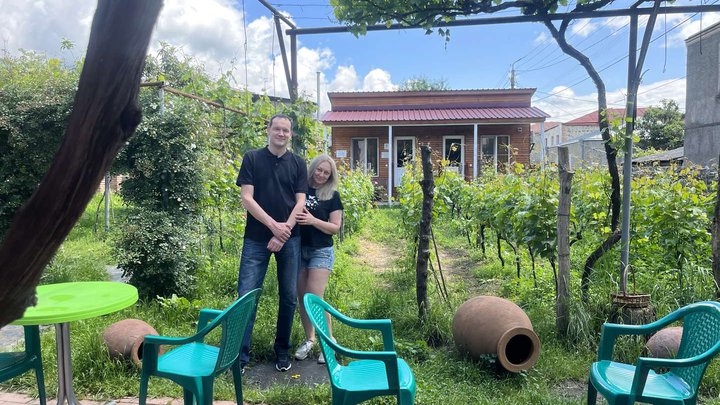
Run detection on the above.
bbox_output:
[353,237,400,275]
[433,244,502,297]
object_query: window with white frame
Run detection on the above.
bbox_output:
[480,135,510,173]
[351,138,379,175]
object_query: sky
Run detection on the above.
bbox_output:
[1,0,718,122]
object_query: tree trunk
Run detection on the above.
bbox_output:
[478,224,486,258]
[496,232,505,267]
[581,230,622,302]
[556,147,573,337]
[0,0,163,328]
[416,145,434,321]
[544,18,621,299]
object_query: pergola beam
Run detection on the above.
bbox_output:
[287,5,720,36]
[257,0,296,29]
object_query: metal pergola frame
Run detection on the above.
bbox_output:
[258,0,720,292]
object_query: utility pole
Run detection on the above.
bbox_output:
[510,63,516,89]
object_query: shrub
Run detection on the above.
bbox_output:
[337,168,374,236]
[0,52,77,236]
[114,210,196,298]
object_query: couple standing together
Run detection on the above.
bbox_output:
[236,114,342,372]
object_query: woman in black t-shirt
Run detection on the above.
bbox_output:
[294,154,343,363]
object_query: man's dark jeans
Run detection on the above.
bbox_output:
[237,236,300,366]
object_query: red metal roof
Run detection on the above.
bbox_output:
[322,107,549,124]
[565,108,646,126]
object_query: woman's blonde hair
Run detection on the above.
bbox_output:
[308,154,339,201]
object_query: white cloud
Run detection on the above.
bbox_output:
[570,20,599,37]
[0,0,398,114]
[0,0,94,59]
[673,13,720,44]
[362,68,398,91]
[534,31,550,45]
[603,16,630,30]
[329,65,359,91]
[535,78,686,122]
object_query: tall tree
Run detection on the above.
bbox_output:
[636,99,685,150]
[330,0,661,301]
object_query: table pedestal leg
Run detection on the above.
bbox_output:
[54,323,79,405]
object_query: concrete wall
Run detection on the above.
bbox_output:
[563,125,597,141]
[685,23,720,167]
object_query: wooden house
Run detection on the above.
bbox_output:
[321,89,549,200]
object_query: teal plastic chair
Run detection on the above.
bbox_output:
[0,325,46,405]
[139,288,261,405]
[588,301,720,405]
[303,293,416,405]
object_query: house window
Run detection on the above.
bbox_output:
[443,136,464,174]
[351,138,379,175]
[480,135,510,173]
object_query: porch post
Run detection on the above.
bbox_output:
[323,126,328,154]
[473,124,478,179]
[539,121,546,169]
[388,125,393,204]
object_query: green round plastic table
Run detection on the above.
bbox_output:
[13,281,138,405]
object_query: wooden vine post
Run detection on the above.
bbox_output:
[416,145,434,321]
[0,0,163,328]
[556,147,573,337]
[713,151,720,298]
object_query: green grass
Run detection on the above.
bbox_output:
[4,203,720,404]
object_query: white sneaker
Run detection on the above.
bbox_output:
[294,340,314,360]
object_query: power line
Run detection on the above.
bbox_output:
[518,21,629,73]
[532,6,711,102]
[520,15,633,74]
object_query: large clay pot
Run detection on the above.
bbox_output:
[646,326,683,358]
[452,296,541,372]
[103,319,163,367]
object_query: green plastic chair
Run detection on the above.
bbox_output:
[139,288,261,405]
[0,325,46,405]
[303,293,416,405]
[588,301,720,405]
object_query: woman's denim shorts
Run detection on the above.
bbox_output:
[300,246,335,271]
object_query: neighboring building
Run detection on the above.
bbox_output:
[530,122,561,163]
[321,89,549,198]
[546,130,607,168]
[563,108,646,142]
[684,21,720,167]
[543,107,646,168]
[631,147,684,166]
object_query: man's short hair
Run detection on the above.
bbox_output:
[268,114,293,129]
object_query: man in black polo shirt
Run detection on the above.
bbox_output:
[236,114,308,372]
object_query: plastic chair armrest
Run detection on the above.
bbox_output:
[636,341,720,369]
[324,306,396,350]
[318,327,397,361]
[143,334,197,346]
[197,309,223,332]
[598,321,672,360]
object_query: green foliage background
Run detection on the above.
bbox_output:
[0,52,78,237]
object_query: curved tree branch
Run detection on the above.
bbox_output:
[0,0,163,328]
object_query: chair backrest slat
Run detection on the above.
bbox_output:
[306,295,339,370]
[673,302,720,388]
[215,289,262,372]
